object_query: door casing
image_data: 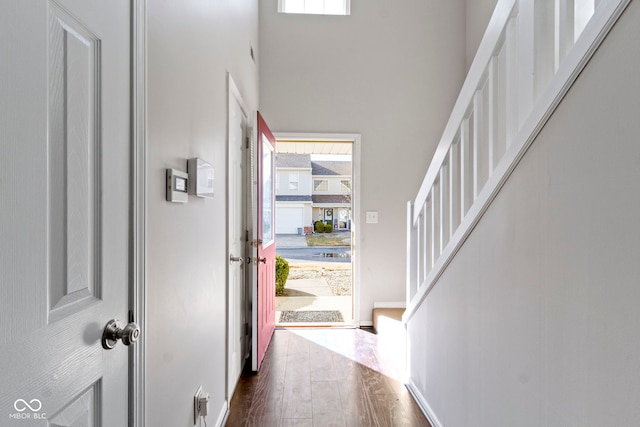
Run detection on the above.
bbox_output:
[226,74,250,399]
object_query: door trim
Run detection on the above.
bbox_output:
[226,73,250,401]
[273,132,362,326]
[131,1,147,426]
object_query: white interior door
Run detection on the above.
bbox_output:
[0,1,133,425]
[227,76,249,398]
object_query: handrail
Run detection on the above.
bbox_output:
[413,0,516,224]
[405,0,632,323]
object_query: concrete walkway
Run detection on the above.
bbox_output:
[275,277,353,326]
[275,234,353,325]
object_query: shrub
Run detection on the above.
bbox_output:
[275,255,290,295]
[324,222,333,233]
[314,220,325,233]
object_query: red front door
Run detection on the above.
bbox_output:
[254,112,276,370]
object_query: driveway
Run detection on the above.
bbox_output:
[275,234,308,248]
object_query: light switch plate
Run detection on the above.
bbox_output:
[366,211,378,224]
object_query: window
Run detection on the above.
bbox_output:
[278,0,350,16]
[289,172,299,191]
[341,180,351,192]
[314,179,328,191]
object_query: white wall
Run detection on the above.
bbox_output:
[408,2,640,425]
[259,0,466,322]
[466,0,499,71]
[146,1,258,425]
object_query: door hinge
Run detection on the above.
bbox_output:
[244,323,249,336]
[245,230,249,242]
[246,136,250,149]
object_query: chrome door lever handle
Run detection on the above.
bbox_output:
[230,255,244,263]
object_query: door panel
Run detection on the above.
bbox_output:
[0,0,131,425]
[48,0,103,323]
[254,113,277,370]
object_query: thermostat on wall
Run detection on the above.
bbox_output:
[187,158,214,198]
[166,168,188,203]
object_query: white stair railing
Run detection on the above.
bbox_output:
[405,0,631,322]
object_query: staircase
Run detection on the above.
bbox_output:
[372,307,405,336]
[403,0,633,426]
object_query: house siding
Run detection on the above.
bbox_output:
[312,175,351,195]
[277,168,313,196]
[276,156,352,233]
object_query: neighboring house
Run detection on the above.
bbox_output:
[311,160,351,231]
[275,154,313,234]
[275,154,352,234]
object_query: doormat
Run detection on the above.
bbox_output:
[279,310,344,323]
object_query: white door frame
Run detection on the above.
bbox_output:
[273,132,362,326]
[226,74,250,401]
[132,1,147,425]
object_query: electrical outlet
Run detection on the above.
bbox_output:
[193,386,202,425]
[366,211,378,224]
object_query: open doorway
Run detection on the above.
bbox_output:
[273,134,360,327]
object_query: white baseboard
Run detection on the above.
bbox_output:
[406,380,442,427]
[373,301,406,309]
[214,401,228,427]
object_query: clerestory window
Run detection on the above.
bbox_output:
[278,0,350,16]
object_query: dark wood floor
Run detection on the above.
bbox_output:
[226,328,431,427]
